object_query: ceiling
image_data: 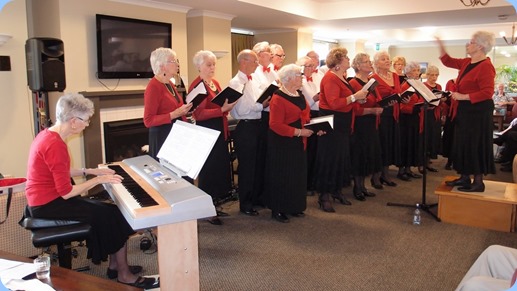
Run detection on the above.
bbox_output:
[119,0,517,47]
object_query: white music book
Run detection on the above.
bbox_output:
[157,120,220,179]
[407,79,441,107]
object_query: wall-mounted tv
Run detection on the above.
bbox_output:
[96,14,171,79]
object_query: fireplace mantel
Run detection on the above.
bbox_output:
[80,90,145,168]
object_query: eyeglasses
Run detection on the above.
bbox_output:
[361,60,373,64]
[467,40,476,46]
[167,59,179,64]
[75,116,90,125]
[274,54,286,59]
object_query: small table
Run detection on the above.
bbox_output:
[494,113,505,131]
[0,250,140,291]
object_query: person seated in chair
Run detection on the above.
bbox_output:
[493,83,515,116]
[25,93,159,289]
[494,118,517,172]
[456,245,517,291]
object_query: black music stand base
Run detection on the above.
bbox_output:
[387,201,441,222]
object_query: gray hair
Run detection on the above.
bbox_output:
[295,56,311,67]
[278,64,302,84]
[150,47,176,75]
[252,41,270,55]
[372,51,390,71]
[55,93,94,123]
[472,31,495,54]
[352,53,370,73]
[426,65,439,75]
[270,43,283,53]
[193,50,216,70]
[404,61,420,75]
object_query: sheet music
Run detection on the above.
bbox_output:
[157,120,220,179]
[305,114,334,129]
[407,79,440,106]
[362,79,377,92]
[185,81,207,104]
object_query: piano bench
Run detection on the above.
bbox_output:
[19,209,91,270]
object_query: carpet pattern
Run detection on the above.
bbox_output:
[69,157,517,291]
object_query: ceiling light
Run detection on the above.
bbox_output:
[500,23,517,45]
[460,0,490,6]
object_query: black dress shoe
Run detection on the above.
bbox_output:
[362,190,376,197]
[458,183,485,192]
[118,276,159,289]
[426,166,438,172]
[406,172,422,179]
[370,178,383,189]
[240,209,259,216]
[107,265,143,279]
[353,191,366,201]
[396,173,411,181]
[380,177,397,187]
[331,192,352,205]
[207,217,223,225]
[291,212,305,217]
[216,210,230,217]
[445,177,471,187]
[272,212,289,223]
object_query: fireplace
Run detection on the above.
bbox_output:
[104,118,148,163]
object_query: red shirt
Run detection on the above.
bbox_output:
[143,77,186,128]
[319,71,354,113]
[25,129,73,206]
[269,92,311,148]
[371,72,402,121]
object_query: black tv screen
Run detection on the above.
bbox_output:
[96,14,171,79]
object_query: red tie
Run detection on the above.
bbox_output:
[313,69,318,73]
[306,77,313,82]
[263,67,270,73]
[274,66,280,71]
[247,75,252,81]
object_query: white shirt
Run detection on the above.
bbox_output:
[300,77,319,111]
[229,71,263,120]
[253,63,277,112]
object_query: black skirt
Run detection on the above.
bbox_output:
[451,99,496,175]
[398,113,421,167]
[350,114,382,176]
[196,117,232,201]
[312,109,352,193]
[265,128,307,214]
[29,197,135,264]
[378,106,401,166]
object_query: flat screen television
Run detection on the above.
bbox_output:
[96,14,171,79]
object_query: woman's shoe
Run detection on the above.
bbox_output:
[272,212,289,223]
[370,178,383,189]
[426,166,438,172]
[118,276,159,289]
[380,177,397,187]
[318,194,336,212]
[362,190,376,197]
[396,173,411,181]
[445,177,471,187]
[207,217,222,225]
[406,172,422,179]
[458,183,485,192]
[107,265,143,279]
[331,192,352,205]
[353,191,366,201]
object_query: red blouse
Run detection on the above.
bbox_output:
[371,72,402,121]
[143,77,186,128]
[269,92,311,148]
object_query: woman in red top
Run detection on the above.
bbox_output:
[265,64,314,223]
[437,31,496,192]
[144,48,192,160]
[189,50,237,225]
[312,48,367,212]
[25,93,158,289]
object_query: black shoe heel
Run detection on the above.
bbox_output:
[370,178,383,189]
[380,177,397,187]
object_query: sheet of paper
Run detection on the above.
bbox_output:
[2,278,55,291]
[407,79,440,106]
[157,120,220,179]
[0,261,36,280]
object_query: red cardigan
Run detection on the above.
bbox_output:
[318,71,355,113]
[371,72,402,121]
[269,93,311,148]
[143,77,186,128]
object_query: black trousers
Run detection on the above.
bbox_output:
[233,120,262,211]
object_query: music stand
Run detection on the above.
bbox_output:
[386,79,441,222]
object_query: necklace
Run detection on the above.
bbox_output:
[281,86,299,97]
[204,80,217,91]
[378,71,392,81]
[164,83,179,102]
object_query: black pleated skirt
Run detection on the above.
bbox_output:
[350,115,382,176]
[398,113,421,167]
[265,130,307,214]
[196,117,232,201]
[451,99,496,175]
[378,107,401,166]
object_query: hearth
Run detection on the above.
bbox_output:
[103,118,148,163]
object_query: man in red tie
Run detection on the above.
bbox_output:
[271,44,285,72]
[306,50,325,89]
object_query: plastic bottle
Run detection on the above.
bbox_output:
[413,204,421,225]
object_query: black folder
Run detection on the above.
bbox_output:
[256,83,279,104]
[187,93,209,112]
[304,115,333,132]
[377,93,401,108]
[211,86,243,107]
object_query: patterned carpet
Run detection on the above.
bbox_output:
[66,157,517,291]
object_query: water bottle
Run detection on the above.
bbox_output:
[413,204,421,225]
